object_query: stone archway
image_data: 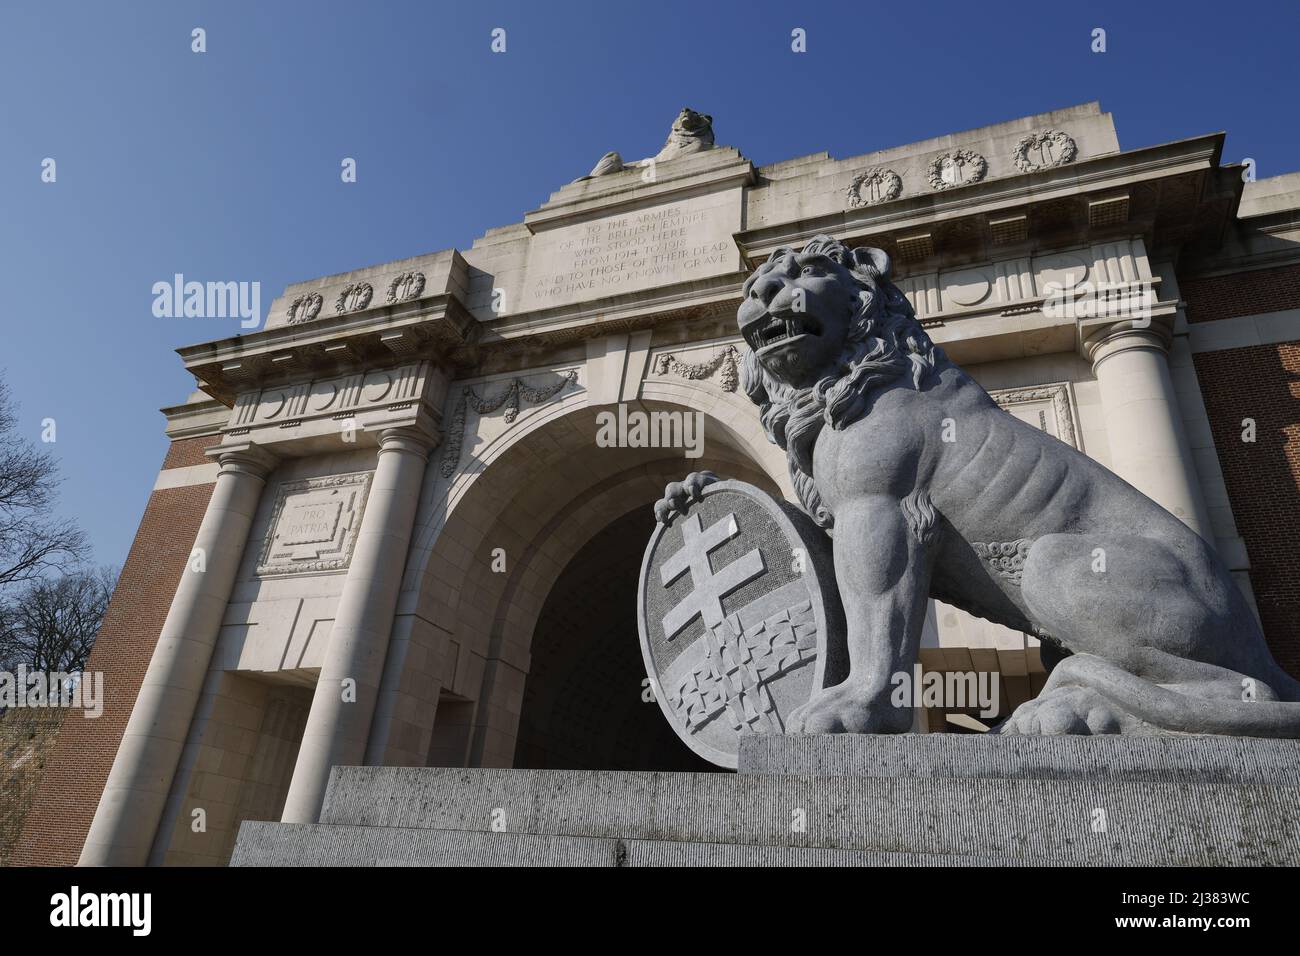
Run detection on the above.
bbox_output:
[411,388,786,771]
[512,506,721,772]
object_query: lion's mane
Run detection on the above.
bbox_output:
[739,235,945,530]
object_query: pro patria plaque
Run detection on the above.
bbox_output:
[256,472,372,576]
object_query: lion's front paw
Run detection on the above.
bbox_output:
[997,687,1122,736]
[786,683,908,734]
[653,471,721,524]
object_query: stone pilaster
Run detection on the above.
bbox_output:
[79,442,277,866]
[280,425,437,824]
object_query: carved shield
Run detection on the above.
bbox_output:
[637,479,845,768]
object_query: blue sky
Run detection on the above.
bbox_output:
[1,0,1297,569]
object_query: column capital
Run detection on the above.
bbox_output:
[377,424,439,459]
[1083,320,1173,371]
[209,441,279,480]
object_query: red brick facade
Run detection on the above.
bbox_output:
[1181,262,1300,679]
[161,434,222,470]
[1180,262,1300,324]
[12,438,219,865]
[1192,342,1300,678]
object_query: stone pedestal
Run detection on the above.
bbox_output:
[232,734,1300,867]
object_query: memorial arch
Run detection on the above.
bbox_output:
[19,101,1300,866]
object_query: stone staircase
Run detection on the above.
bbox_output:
[230,734,1300,866]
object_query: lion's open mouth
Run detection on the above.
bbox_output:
[749,313,821,351]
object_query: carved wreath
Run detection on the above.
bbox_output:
[927,149,988,191]
[386,271,426,304]
[286,293,324,325]
[1013,129,1077,173]
[846,166,903,208]
[335,281,373,314]
[439,370,579,478]
[654,346,739,392]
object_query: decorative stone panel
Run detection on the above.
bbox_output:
[988,382,1080,449]
[256,472,373,576]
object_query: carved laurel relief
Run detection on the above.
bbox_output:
[439,370,579,478]
[1012,129,1077,173]
[386,271,426,304]
[286,293,324,325]
[335,281,373,314]
[846,166,903,208]
[927,149,987,190]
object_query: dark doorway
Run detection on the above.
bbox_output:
[513,507,722,772]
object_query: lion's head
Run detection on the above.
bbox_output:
[737,235,945,528]
[654,108,715,161]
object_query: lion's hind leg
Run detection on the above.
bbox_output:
[1004,532,1300,736]
[998,650,1300,737]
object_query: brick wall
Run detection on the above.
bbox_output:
[11,437,219,866]
[1181,264,1300,678]
[1192,342,1300,677]
[1180,262,1300,324]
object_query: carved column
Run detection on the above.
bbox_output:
[79,443,277,866]
[280,425,436,824]
[1086,322,1212,539]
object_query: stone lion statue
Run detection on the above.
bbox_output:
[576,108,715,182]
[656,234,1300,737]
[652,107,714,162]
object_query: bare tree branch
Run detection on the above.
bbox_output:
[0,566,117,673]
[0,377,87,589]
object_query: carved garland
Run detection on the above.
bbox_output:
[286,293,323,325]
[846,166,903,208]
[386,271,426,304]
[335,281,373,314]
[653,345,740,392]
[927,149,988,191]
[439,369,579,478]
[1012,129,1077,173]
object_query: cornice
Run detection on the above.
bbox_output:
[178,293,475,406]
[736,134,1227,265]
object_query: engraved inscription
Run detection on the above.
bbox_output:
[514,195,739,312]
[257,472,373,576]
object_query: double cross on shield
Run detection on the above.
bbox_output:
[637,479,843,768]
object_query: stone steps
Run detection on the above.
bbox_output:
[230,735,1300,867]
